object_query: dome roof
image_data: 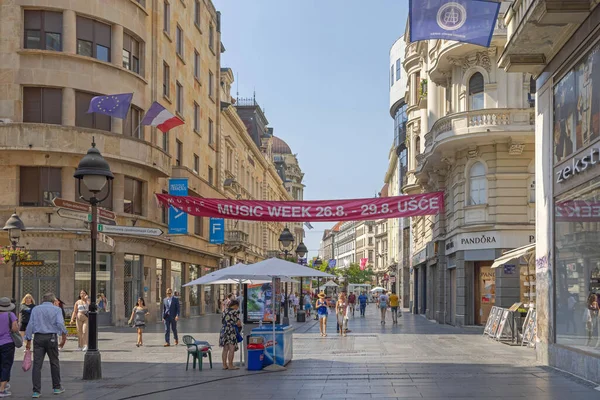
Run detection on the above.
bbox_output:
[272,136,292,154]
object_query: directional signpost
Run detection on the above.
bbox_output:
[98,232,115,247]
[97,225,163,236]
[53,198,116,225]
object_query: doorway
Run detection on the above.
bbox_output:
[474,262,495,325]
[422,266,427,314]
[124,254,142,320]
[450,268,456,325]
[414,267,419,314]
[19,251,60,305]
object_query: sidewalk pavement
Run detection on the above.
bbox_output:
[2,304,599,399]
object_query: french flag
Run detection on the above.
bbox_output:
[141,101,184,133]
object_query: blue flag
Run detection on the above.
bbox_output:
[87,93,133,119]
[409,0,500,48]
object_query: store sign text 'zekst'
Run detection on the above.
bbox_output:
[155,192,444,222]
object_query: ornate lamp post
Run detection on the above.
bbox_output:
[294,241,308,322]
[3,213,26,301]
[74,141,113,381]
[278,227,294,325]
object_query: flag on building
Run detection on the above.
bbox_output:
[141,101,185,133]
[304,222,314,230]
[360,258,368,270]
[87,93,133,119]
[409,0,501,48]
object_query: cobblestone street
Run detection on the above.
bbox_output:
[3,305,599,399]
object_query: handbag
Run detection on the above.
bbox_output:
[8,313,23,348]
[22,349,32,372]
[234,325,243,343]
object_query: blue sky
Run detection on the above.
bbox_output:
[214,0,409,258]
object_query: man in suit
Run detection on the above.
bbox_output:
[162,288,180,347]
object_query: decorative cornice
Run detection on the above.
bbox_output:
[508,138,525,155]
[447,47,496,74]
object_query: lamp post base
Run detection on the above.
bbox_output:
[82,350,102,380]
[282,316,289,326]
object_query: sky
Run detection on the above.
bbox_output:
[214,0,409,259]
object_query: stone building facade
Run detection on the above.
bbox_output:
[0,0,294,325]
[401,2,536,325]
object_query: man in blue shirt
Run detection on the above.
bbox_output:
[358,292,368,317]
[25,292,67,398]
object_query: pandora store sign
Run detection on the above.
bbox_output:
[556,147,600,184]
[445,231,534,255]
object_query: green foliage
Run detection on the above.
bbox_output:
[336,263,373,284]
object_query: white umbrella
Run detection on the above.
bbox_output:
[236,258,334,278]
[370,286,385,292]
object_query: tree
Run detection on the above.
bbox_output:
[336,263,373,284]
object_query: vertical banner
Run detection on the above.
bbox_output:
[329,259,337,268]
[168,178,188,234]
[209,217,225,244]
[360,258,368,270]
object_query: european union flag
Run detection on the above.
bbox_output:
[87,93,133,120]
[409,0,501,48]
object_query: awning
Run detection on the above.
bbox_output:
[491,243,535,269]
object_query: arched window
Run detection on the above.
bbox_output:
[468,72,484,110]
[468,162,487,205]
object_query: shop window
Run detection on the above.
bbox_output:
[555,174,600,351]
[124,177,143,215]
[124,105,142,139]
[76,17,111,62]
[75,91,111,131]
[75,177,113,210]
[24,10,62,51]
[123,33,141,75]
[23,87,62,125]
[171,261,182,295]
[74,252,112,308]
[468,162,487,205]
[19,167,61,206]
[469,72,484,111]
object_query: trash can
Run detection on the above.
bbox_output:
[296,310,306,322]
[247,343,265,371]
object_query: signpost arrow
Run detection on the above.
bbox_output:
[86,214,117,226]
[57,208,89,222]
[98,232,115,247]
[53,198,89,213]
[97,225,163,236]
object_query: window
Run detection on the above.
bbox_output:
[75,91,111,131]
[193,154,199,173]
[528,76,536,108]
[163,0,170,33]
[469,72,484,110]
[24,10,62,51]
[195,216,204,236]
[176,25,183,57]
[209,24,214,51]
[75,252,112,310]
[124,106,142,138]
[194,0,201,26]
[193,102,200,132]
[368,250,373,262]
[124,177,143,215]
[162,132,169,152]
[208,166,214,186]
[468,162,487,205]
[415,136,421,155]
[20,167,61,206]
[390,65,394,87]
[176,81,183,114]
[529,178,535,203]
[208,118,214,145]
[123,33,141,74]
[163,62,170,97]
[23,87,62,124]
[176,140,183,166]
[76,17,111,62]
[75,177,113,209]
[208,71,214,98]
[194,50,200,79]
[395,59,401,81]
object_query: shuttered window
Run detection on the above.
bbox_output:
[75,91,111,131]
[76,17,111,62]
[23,87,62,124]
[19,167,61,206]
[24,10,62,51]
[123,33,141,74]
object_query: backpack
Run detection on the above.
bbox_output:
[379,297,387,308]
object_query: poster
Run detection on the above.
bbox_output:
[246,283,273,323]
[483,306,497,336]
[496,309,511,340]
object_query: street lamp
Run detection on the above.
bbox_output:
[74,141,113,381]
[278,227,295,325]
[3,213,26,301]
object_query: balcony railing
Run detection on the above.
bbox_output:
[266,250,280,258]
[225,230,250,253]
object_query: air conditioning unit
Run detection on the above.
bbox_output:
[0,118,13,123]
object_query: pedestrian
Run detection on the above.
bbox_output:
[222,293,233,314]
[303,292,312,318]
[128,297,149,347]
[379,290,389,325]
[25,292,67,398]
[358,291,368,317]
[70,290,89,351]
[348,292,356,318]
[336,292,348,337]
[19,294,35,339]
[288,292,296,317]
[0,297,18,398]
[293,292,300,316]
[96,293,107,313]
[316,292,328,337]
[219,299,242,370]
[53,299,66,322]
[162,288,180,347]
[389,290,400,324]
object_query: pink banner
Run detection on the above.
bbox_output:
[555,200,600,221]
[155,192,444,222]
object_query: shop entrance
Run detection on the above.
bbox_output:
[450,268,456,325]
[124,254,143,320]
[414,267,419,314]
[422,266,427,314]
[19,251,60,304]
[475,262,495,325]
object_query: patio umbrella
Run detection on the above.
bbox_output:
[370,286,385,292]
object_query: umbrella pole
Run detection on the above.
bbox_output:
[264,276,285,371]
[239,279,244,367]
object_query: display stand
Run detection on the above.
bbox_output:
[495,309,513,342]
[521,308,537,348]
[483,306,498,337]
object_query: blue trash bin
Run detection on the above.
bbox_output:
[247,344,265,371]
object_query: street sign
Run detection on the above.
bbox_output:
[86,214,117,226]
[209,218,224,244]
[17,260,44,267]
[52,198,88,213]
[98,232,115,247]
[97,225,163,236]
[97,208,116,220]
[56,208,89,222]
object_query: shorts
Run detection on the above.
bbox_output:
[304,304,312,311]
[318,313,327,319]
[391,307,398,312]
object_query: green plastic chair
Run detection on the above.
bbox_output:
[183,335,213,371]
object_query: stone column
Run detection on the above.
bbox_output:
[112,174,125,213]
[62,87,75,126]
[62,10,76,54]
[111,24,124,135]
[61,167,76,201]
[113,251,125,326]
[428,81,439,131]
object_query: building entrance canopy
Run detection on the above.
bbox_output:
[491,243,535,269]
[155,192,444,222]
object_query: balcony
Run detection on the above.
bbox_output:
[499,0,596,75]
[266,250,281,258]
[225,230,250,253]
